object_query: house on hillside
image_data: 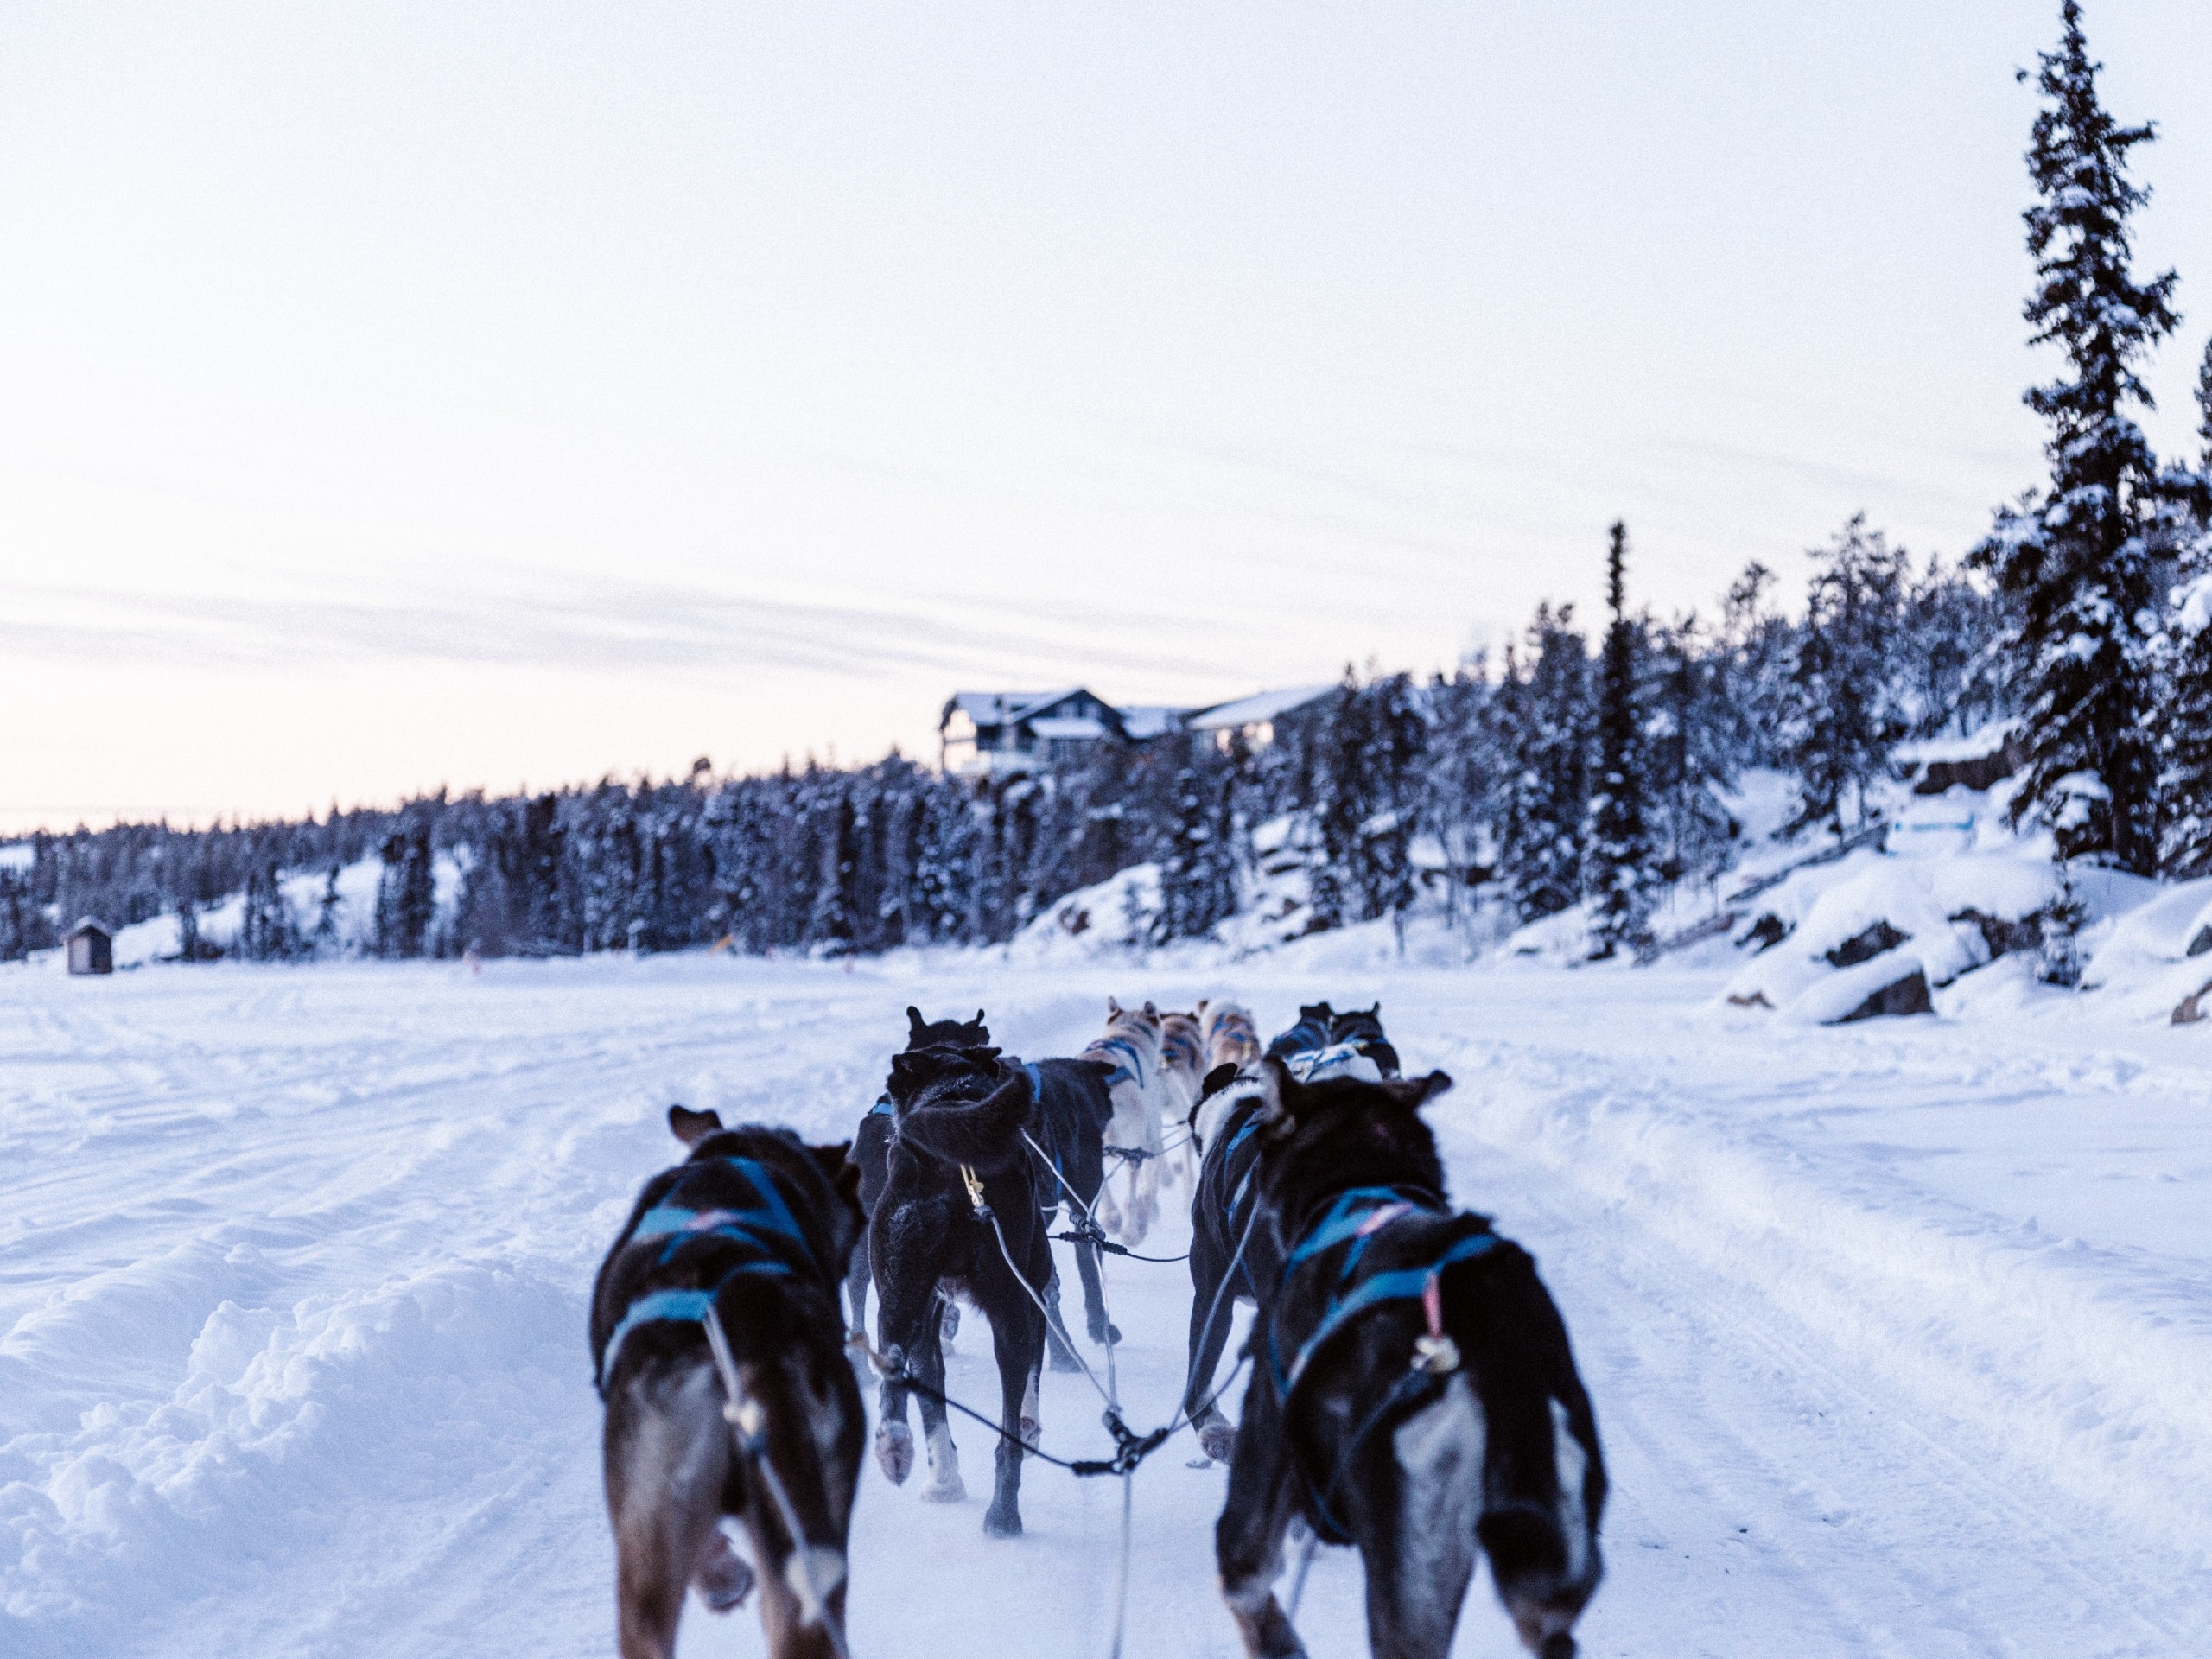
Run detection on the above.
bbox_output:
[941,689,1135,779]
[1188,685,1338,753]
[939,683,1339,777]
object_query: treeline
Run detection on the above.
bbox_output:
[0,521,2011,964]
[10,3,2212,967]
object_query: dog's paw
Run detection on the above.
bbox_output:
[1090,1320,1122,1346]
[875,1421,914,1485]
[1198,1420,1235,1464]
[693,1536,755,1613]
[982,1500,1023,1538]
[922,1471,967,1503]
[939,1303,961,1344]
[1185,1454,1214,1470]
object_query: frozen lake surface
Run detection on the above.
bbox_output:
[3,950,2208,1656]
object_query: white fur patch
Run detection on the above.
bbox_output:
[1390,1376,1486,1633]
[1550,1397,1592,1583]
[922,1418,964,1501]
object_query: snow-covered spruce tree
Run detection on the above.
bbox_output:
[1899,553,2018,741]
[1718,562,1798,773]
[373,815,435,958]
[1971,0,2180,873]
[2155,340,2212,872]
[1421,662,1506,932]
[1499,604,1592,921]
[1783,516,1911,836]
[1305,677,1361,932]
[1644,612,1739,893]
[1154,761,1237,944]
[808,787,860,953]
[1587,523,1655,957]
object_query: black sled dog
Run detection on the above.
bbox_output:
[869,1042,1052,1535]
[1212,1059,1605,1659]
[590,1109,866,1659]
[845,1007,990,1334]
[1184,1001,1405,1460]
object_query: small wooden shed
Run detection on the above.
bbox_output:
[65,919,113,976]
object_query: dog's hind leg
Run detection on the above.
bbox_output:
[1213,1382,1307,1658]
[982,1297,1041,1537]
[1072,1236,1119,1347]
[911,1299,966,1504]
[605,1368,732,1659]
[1184,1230,1240,1465]
[1042,1255,1082,1373]
[1358,1379,1484,1659]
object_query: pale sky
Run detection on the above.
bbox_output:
[5,3,2211,831]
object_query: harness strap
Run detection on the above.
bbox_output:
[1274,1230,1499,1399]
[596,1157,818,1395]
[868,1095,893,1117]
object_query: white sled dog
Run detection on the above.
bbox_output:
[1155,1008,1207,1189]
[1191,998,1262,1151]
[1083,998,1166,1246]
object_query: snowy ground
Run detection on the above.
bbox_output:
[3,949,2209,1657]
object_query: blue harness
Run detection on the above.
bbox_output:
[595,1157,819,1396]
[1089,1035,1147,1090]
[868,1094,893,1117]
[1263,1185,1505,1542]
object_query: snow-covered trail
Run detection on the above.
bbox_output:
[3,952,2208,1656]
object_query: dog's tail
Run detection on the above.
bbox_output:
[895,1066,1034,1173]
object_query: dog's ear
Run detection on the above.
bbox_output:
[888,1051,928,1096]
[1196,997,1211,1019]
[1142,1000,1158,1018]
[1252,1058,1306,1138]
[1377,1071,1451,1110]
[1199,1061,1240,1103]
[974,1009,986,1027]
[669,1104,723,1146]
[907,1006,927,1039]
[806,1139,854,1181]
[1108,995,1123,1016]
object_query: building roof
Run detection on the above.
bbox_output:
[1188,684,1339,731]
[65,918,111,940]
[1116,705,1193,741]
[944,690,1056,727]
[1028,715,1109,741]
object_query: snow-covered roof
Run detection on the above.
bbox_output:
[0,842,32,873]
[1028,716,1108,741]
[64,917,111,939]
[1188,684,1338,731]
[1116,705,1192,741]
[945,691,1056,727]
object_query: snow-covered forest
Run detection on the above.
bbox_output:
[8,3,2212,987]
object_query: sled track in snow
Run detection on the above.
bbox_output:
[3,955,2208,1657]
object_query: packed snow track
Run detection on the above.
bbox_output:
[3,953,2207,1657]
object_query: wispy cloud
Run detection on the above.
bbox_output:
[0,573,1239,686]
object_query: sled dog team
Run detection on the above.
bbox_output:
[590,997,1606,1659]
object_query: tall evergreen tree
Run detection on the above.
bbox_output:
[1588,523,1655,957]
[1973,0,2180,872]
[2156,341,2212,872]
[1499,605,1592,920]
[1783,516,1912,836]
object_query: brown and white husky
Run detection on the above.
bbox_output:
[1083,998,1166,1246]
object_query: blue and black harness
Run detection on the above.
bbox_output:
[594,1156,823,1398]
[1262,1184,1504,1543]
